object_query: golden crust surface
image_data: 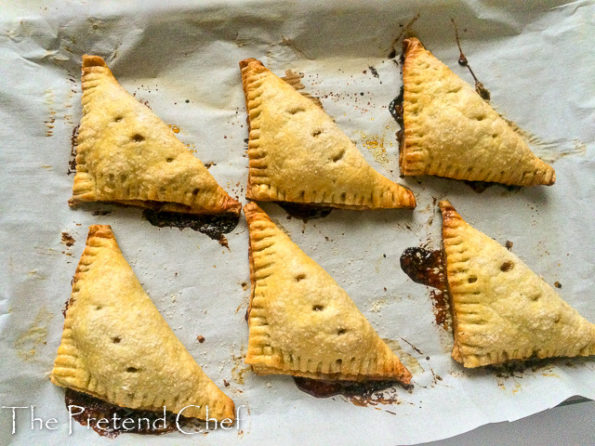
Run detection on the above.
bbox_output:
[400,38,555,186]
[71,55,240,215]
[240,58,416,209]
[50,225,235,421]
[439,201,595,367]
[244,202,412,384]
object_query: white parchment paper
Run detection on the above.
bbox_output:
[1,1,594,444]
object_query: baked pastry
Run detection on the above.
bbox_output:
[51,225,235,421]
[244,202,412,384]
[400,38,555,186]
[439,200,595,367]
[70,55,240,215]
[240,59,416,209]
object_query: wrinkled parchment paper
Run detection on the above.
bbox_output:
[1,1,593,444]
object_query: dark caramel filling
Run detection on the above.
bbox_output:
[400,247,451,329]
[65,389,196,437]
[293,377,404,407]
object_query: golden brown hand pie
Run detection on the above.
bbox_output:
[51,225,235,421]
[439,201,595,367]
[240,59,416,210]
[400,38,555,186]
[244,202,412,384]
[70,55,240,215]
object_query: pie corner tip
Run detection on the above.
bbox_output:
[399,367,413,385]
[239,57,265,73]
[545,168,556,186]
[404,189,417,208]
[224,197,243,215]
[87,224,114,240]
[82,54,108,68]
[438,200,463,224]
[243,201,267,223]
[403,36,423,54]
[438,199,455,212]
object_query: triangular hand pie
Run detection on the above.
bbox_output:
[70,55,240,215]
[244,202,412,384]
[439,201,595,367]
[400,38,555,186]
[240,59,416,210]
[51,225,235,421]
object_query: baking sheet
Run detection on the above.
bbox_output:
[1,0,594,444]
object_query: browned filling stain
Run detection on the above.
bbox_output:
[400,247,451,330]
[293,377,405,407]
[168,124,180,134]
[275,202,333,223]
[44,89,56,137]
[197,335,205,343]
[92,209,112,216]
[67,124,79,175]
[142,210,239,246]
[62,297,73,317]
[44,113,56,136]
[65,389,197,437]
[387,13,420,60]
[61,232,75,247]
[451,18,490,101]
[463,181,522,194]
[389,85,404,128]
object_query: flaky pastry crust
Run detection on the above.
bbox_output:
[244,202,411,384]
[400,38,555,186]
[51,225,235,421]
[439,201,595,367]
[240,59,416,209]
[70,55,240,215]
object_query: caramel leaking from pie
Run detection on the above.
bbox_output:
[70,55,240,215]
[439,201,595,367]
[400,38,555,186]
[51,225,235,421]
[240,59,416,210]
[244,202,412,384]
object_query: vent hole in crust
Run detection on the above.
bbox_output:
[295,273,306,282]
[192,188,200,195]
[500,261,514,272]
[112,337,121,343]
[337,328,347,335]
[166,157,174,163]
[529,292,541,301]
[312,129,322,137]
[312,305,324,311]
[132,134,145,142]
[331,149,345,162]
[468,276,477,283]
[288,107,305,114]
[114,116,123,122]
[126,367,139,373]
[95,305,102,310]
